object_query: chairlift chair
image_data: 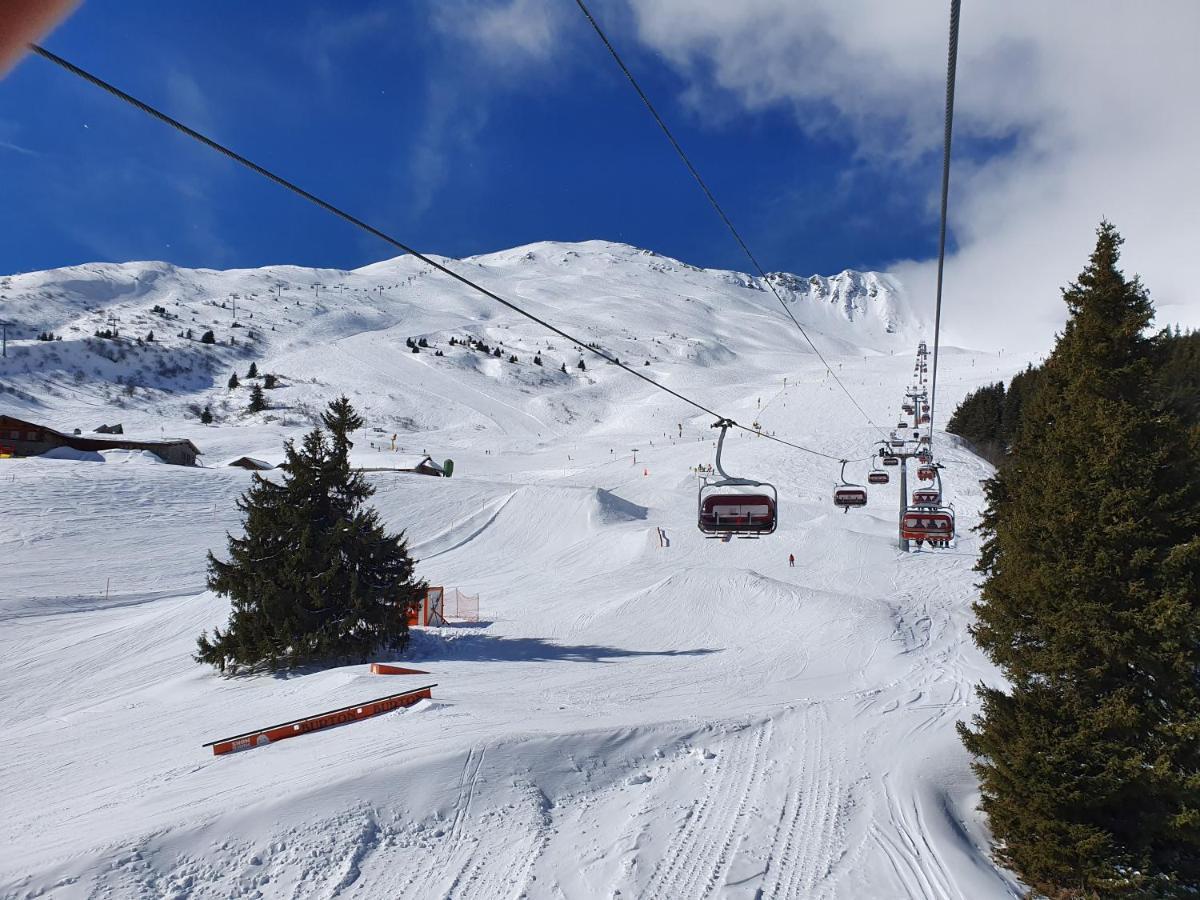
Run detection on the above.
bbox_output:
[867,456,890,484]
[882,455,900,467]
[917,465,936,481]
[833,460,868,512]
[912,488,941,505]
[697,419,778,538]
[901,507,955,548]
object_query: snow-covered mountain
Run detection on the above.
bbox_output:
[0,240,1041,899]
[0,241,919,442]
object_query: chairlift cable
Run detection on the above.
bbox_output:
[29,43,856,465]
[928,0,961,449]
[572,0,890,443]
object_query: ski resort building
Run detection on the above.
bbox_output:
[0,415,201,466]
[226,456,274,471]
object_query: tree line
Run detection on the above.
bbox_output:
[948,328,1200,465]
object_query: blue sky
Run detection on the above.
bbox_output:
[0,1,946,278]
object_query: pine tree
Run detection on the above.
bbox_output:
[248,361,258,378]
[263,373,277,389]
[947,381,1006,463]
[578,359,586,371]
[959,222,1200,896]
[200,406,213,425]
[196,397,424,673]
[228,372,239,390]
[248,384,267,412]
[200,330,215,344]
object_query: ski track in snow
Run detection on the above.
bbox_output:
[0,242,1034,899]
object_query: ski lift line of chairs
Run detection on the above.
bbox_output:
[833,460,867,512]
[697,419,777,538]
[903,462,955,548]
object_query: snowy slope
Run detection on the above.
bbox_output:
[0,242,1036,899]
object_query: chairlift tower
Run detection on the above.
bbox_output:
[903,388,926,428]
[0,320,12,358]
[880,439,923,552]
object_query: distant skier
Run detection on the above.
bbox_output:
[788,553,795,568]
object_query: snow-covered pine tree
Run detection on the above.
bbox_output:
[196,397,425,673]
[959,222,1200,896]
[247,384,267,412]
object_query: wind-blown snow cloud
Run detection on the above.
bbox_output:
[621,0,1200,349]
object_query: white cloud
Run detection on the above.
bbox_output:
[621,0,1200,348]
[434,0,566,70]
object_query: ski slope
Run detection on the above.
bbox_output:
[0,242,1032,898]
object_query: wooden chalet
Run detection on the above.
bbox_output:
[0,414,201,466]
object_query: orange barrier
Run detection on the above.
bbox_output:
[370,663,430,675]
[204,684,435,756]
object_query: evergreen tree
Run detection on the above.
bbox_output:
[248,361,258,378]
[959,222,1200,896]
[1156,329,1200,426]
[263,373,277,389]
[946,381,1006,463]
[228,372,239,390]
[578,359,586,371]
[248,384,267,412]
[196,397,424,673]
[200,406,213,425]
[1001,364,1042,446]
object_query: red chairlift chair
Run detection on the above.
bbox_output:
[697,419,778,538]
